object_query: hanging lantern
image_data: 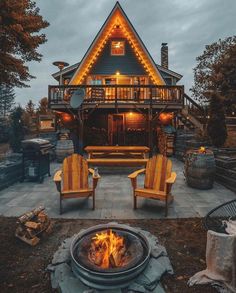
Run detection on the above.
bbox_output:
[159,112,173,125]
[62,113,73,123]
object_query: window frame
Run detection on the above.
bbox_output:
[110,40,125,56]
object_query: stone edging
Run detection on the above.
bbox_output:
[47,223,173,293]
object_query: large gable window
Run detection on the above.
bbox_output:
[111,41,125,56]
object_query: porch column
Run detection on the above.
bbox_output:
[148,88,153,155]
[78,109,84,154]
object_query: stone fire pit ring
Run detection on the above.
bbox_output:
[70,223,151,290]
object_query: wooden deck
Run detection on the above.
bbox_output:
[48,84,184,110]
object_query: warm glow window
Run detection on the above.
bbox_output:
[111,41,125,56]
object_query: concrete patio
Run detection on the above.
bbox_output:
[0,158,235,219]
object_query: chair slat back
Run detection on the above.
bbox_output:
[62,154,88,191]
[144,155,172,192]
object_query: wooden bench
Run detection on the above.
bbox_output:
[87,158,148,167]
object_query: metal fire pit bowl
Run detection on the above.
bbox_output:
[70,223,151,290]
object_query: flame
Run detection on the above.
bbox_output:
[88,229,127,269]
[198,146,206,154]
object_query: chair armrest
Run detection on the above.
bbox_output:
[128,168,146,179]
[89,168,101,190]
[128,168,145,190]
[89,168,101,179]
[166,172,177,184]
[53,170,62,182]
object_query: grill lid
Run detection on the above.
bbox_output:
[22,138,53,152]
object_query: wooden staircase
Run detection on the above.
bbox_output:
[174,94,208,160]
[178,93,206,133]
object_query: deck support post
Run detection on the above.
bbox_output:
[148,88,153,156]
[78,109,84,154]
[115,86,118,113]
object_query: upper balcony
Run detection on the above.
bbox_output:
[48,84,184,110]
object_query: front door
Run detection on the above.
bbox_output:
[108,114,125,145]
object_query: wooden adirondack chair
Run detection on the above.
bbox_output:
[128,154,176,216]
[53,154,100,214]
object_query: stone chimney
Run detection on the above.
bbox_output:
[161,43,168,69]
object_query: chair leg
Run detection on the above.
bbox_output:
[59,194,62,215]
[92,191,95,210]
[165,195,168,217]
[133,192,137,209]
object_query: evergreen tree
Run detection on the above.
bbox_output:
[0,0,49,88]
[25,99,35,117]
[0,85,15,117]
[207,93,227,147]
[9,106,25,152]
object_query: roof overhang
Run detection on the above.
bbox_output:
[156,64,183,80]
[52,62,80,80]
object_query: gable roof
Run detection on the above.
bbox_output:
[156,64,183,80]
[69,2,166,85]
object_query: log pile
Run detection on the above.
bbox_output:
[15,206,52,246]
[158,128,175,157]
[174,130,195,161]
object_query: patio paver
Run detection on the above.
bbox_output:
[0,158,235,219]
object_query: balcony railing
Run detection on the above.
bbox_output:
[48,84,184,107]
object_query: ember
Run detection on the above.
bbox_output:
[88,229,130,269]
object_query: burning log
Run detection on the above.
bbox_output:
[15,206,52,246]
[88,229,128,269]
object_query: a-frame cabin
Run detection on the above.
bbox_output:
[49,2,187,149]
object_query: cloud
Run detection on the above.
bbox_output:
[14,0,236,105]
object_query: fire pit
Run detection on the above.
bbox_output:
[70,223,151,289]
[48,222,173,293]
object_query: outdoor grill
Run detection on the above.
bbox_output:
[70,223,151,290]
[21,138,53,183]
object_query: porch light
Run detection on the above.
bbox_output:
[62,113,73,122]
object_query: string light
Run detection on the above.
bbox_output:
[73,12,162,85]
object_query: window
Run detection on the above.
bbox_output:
[111,41,125,56]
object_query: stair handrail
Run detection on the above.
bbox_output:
[183,93,207,130]
[183,93,203,110]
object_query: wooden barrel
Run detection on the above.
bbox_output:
[55,140,74,162]
[184,150,216,189]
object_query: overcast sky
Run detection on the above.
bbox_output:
[14,0,236,106]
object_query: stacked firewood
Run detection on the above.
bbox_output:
[158,128,175,157]
[15,206,52,246]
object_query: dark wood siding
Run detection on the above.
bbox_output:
[125,112,146,130]
[90,39,146,75]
